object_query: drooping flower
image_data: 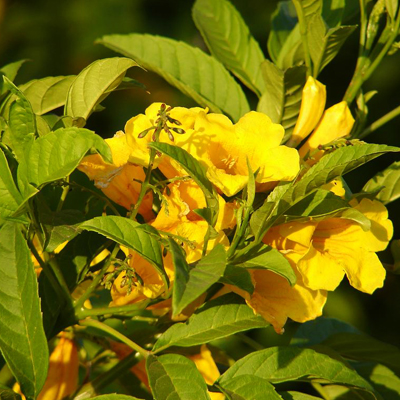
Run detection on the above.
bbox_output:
[78,131,154,221]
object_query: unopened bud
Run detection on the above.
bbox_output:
[172,127,185,134]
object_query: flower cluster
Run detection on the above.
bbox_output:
[79,82,393,334]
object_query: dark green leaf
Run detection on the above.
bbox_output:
[173,244,226,317]
[90,395,145,400]
[0,149,25,222]
[20,76,75,115]
[146,354,211,400]
[233,244,296,286]
[0,223,49,399]
[79,216,167,288]
[220,264,254,294]
[149,142,219,225]
[257,63,306,142]
[363,161,400,205]
[218,347,375,396]
[97,34,250,122]
[65,57,138,124]
[281,392,322,400]
[0,389,23,400]
[192,0,265,96]
[17,127,112,200]
[217,375,282,400]
[0,60,27,83]
[152,293,269,352]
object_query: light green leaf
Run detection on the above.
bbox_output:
[322,0,346,27]
[20,76,75,115]
[292,0,322,23]
[385,0,398,20]
[257,63,306,142]
[220,264,254,294]
[152,293,269,352]
[173,244,226,317]
[363,161,400,205]
[146,354,211,400]
[0,223,49,399]
[217,375,282,400]
[0,389,23,400]
[79,216,167,288]
[232,244,296,286]
[97,34,250,122]
[149,142,219,225]
[307,14,356,76]
[281,392,323,400]
[0,60,27,82]
[90,396,145,400]
[218,347,375,396]
[65,57,138,124]
[17,127,112,200]
[321,333,400,376]
[192,0,265,96]
[0,149,25,222]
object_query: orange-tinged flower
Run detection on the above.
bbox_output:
[78,131,153,221]
[287,76,326,147]
[299,101,355,160]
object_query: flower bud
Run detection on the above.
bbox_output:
[299,101,355,159]
[287,76,326,147]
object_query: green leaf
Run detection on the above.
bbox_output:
[233,244,296,286]
[307,14,356,76]
[97,34,250,122]
[147,354,211,400]
[17,127,112,200]
[363,161,400,205]
[257,63,306,142]
[291,317,360,347]
[192,0,265,96]
[90,395,145,400]
[20,76,75,115]
[0,389,23,400]
[149,142,219,225]
[0,60,27,96]
[220,264,254,294]
[0,149,25,222]
[321,333,400,376]
[65,57,138,124]
[281,392,323,400]
[80,216,167,286]
[217,347,375,396]
[153,293,269,352]
[385,0,398,20]
[173,244,226,317]
[217,375,282,400]
[3,76,36,161]
[0,223,49,399]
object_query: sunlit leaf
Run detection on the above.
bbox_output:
[153,293,269,352]
[97,34,250,122]
[0,223,49,399]
[193,0,265,96]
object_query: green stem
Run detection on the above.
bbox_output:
[74,244,120,311]
[56,176,70,212]
[359,104,400,139]
[79,319,149,359]
[75,300,151,319]
[292,0,313,76]
[227,206,251,260]
[73,352,139,400]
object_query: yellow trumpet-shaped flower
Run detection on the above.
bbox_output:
[299,101,355,160]
[15,335,79,400]
[78,131,154,221]
[287,76,326,147]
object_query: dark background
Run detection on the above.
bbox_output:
[1,0,400,348]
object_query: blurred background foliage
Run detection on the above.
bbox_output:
[1,0,400,352]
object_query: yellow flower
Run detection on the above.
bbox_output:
[15,335,79,400]
[78,131,154,221]
[287,76,326,147]
[299,101,355,160]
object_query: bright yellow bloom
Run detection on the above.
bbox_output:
[15,335,79,400]
[124,103,300,197]
[110,180,233,306]
[299,101,355,160]
[287,76,326,147]
[78,131,154,221]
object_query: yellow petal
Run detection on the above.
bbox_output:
[322,178,346,198]
[299,101,355,159]
[207,164,249,197]
[288,77,326,147]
